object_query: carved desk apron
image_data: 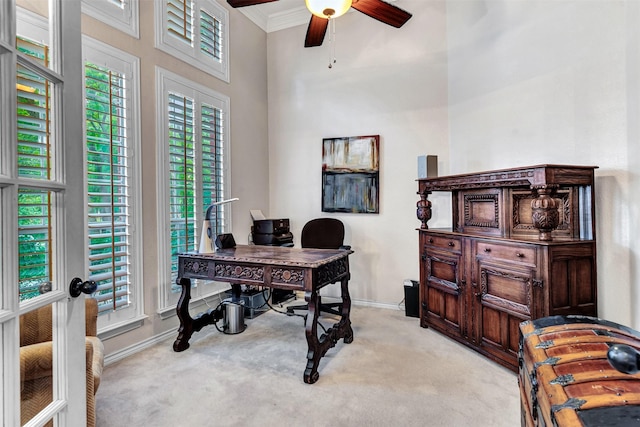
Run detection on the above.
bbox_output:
[173,244,354,384]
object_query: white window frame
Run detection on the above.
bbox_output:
[82,36,146,338]
[154,0,229,82]
[155,66,231,315]
[82,0,140,39]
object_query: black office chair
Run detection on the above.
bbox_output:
[286,218,350,316]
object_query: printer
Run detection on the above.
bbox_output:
[251,218,294,246]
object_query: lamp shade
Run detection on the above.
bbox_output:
[305,0,352,18]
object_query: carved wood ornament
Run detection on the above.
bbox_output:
[530,184,560,241]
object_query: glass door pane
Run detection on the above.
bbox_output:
[19,304,54,425]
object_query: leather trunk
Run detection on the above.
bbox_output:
[519,315,640,426]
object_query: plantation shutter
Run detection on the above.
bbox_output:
[16,37,52,300]
[199,9,222,61]
[168,92,196,280]
[16,38,49,181]
[166,92,226,282]
[167,0,194,45]
[157,0,228,81]
[85,62,132,313]
[201,102,225,230]
[165,0,222,61]
[17,191,52,300]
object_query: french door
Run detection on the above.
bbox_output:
[1,0,88,426]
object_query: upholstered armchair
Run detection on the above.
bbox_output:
[20,298,104,427]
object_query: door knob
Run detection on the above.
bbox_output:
[69,277,97,298]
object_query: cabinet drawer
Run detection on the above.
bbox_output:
[424,234,461,252]
[476,241,536,266]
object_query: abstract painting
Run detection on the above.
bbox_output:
[322,135,379,213]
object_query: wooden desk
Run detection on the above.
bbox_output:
[173,244,354,384]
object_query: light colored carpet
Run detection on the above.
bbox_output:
[95,305,520,426]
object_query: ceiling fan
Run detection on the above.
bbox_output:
[226,0,413,48]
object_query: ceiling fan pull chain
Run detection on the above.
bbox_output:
[328,17,337,69]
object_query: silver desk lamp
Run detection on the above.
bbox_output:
[198,197,239,253]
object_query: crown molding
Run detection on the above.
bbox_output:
[239,5,310,33]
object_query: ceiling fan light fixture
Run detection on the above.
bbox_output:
[305,0,352,19]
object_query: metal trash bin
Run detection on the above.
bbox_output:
[223,299,246,334]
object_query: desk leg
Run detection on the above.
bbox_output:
[304,287,322,384]
[339,275,354,344]
[174,277,194,352]
[173,277,223,352]
[303,276,354,384]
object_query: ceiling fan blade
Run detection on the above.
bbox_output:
[351,0,412,28]
[227,0,278,7]
[304,15,329,48]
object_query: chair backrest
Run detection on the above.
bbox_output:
[301,218,345,249]
[20,298,99,346]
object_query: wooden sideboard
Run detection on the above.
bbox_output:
[416,164,598,372]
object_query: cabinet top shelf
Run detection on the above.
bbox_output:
[417,227,595,244]
[417,164,598,192]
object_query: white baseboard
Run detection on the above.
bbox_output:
[104,328,177,366]
[352,299,404,312]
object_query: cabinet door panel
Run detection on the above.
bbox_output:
[430,256,458,287]
[480,305,528,365]
[479,265,532,316]
[426,287,460,327]
[548,244,596,315]
[422,249,464,338]
[475,262,535,368]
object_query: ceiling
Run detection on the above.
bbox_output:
[235,0,402,33]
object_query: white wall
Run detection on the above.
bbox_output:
[267,1,449,306]
[268,0,640,328]
[446,0,640,328]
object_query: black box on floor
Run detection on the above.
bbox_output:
[272,288,295,305]
[404,280,419,318]
[224,289,269,319]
